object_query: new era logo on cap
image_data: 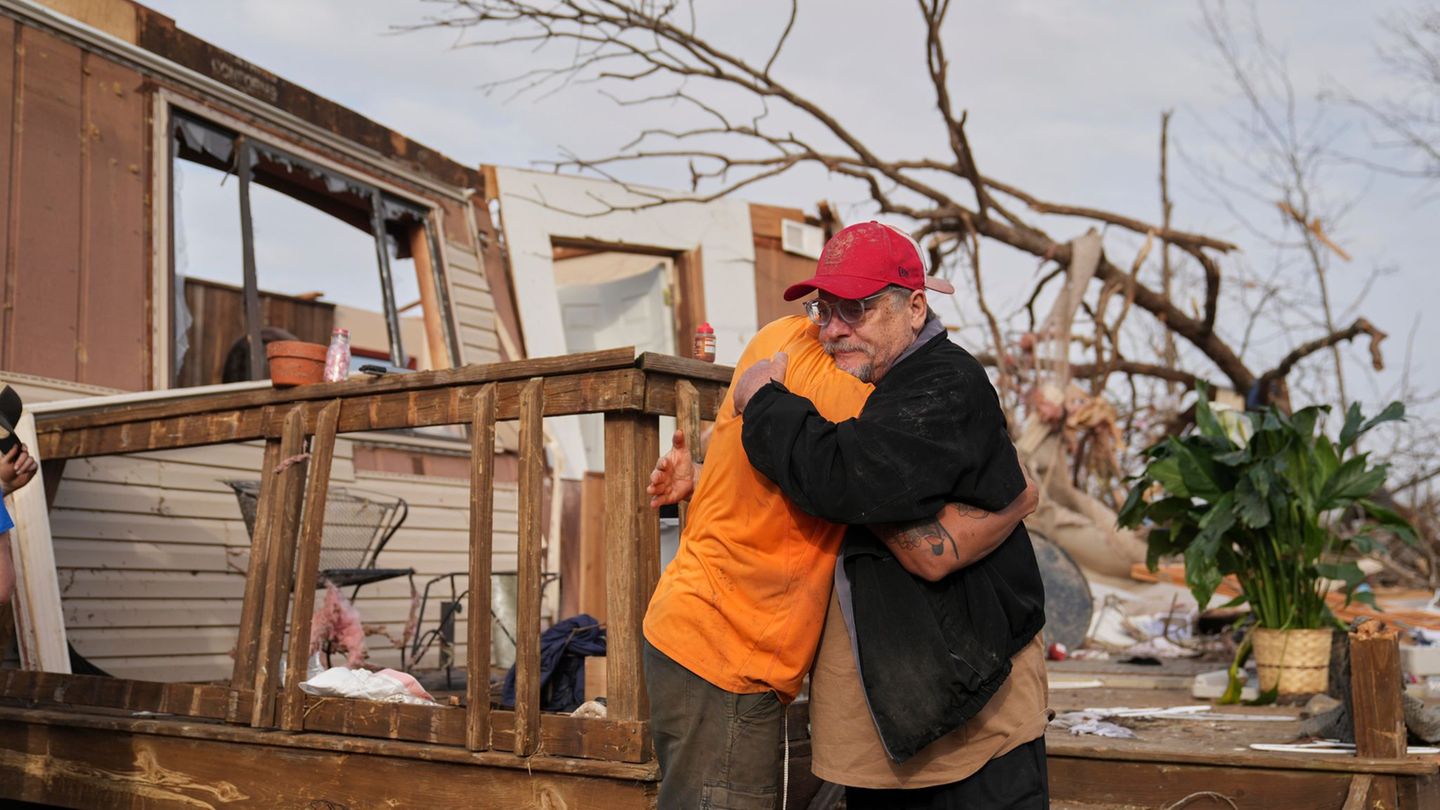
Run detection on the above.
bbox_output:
[784,221,955,301]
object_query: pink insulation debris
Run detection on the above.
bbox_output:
[311,581,368,667]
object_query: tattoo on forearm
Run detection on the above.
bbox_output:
[879,518,961,560]
[953,503,987,519]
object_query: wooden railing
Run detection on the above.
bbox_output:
[12,348,730,765]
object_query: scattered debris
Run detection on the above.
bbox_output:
[1050,711,1139,739]
[1249,740,1440,756]
[299,666,438,706]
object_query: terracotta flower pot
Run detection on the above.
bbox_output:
[266,340,327,387]
[1253,627,1332,695]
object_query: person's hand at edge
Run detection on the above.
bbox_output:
[0,445,37,493]
[647,430,698,508]
[732,351,789,415]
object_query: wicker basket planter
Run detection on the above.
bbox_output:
[1253,627,1332,695]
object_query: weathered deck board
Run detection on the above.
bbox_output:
[467,384,497,752]
[0,709,656,808]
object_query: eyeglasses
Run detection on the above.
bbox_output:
[803,291,892,327]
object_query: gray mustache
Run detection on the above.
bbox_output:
[823,341,866,355]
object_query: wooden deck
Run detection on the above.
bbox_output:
[0,349,728,809]
[3,349,1437,809]
[1044,660,1440,809]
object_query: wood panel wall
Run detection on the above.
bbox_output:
[3,371,523,683]
[177,278,336,387]
[750,203,816,328]
[0,19,150,390]
[48,438,522,682]
[0,7,517,684]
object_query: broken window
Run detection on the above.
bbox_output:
[169,111,457,386]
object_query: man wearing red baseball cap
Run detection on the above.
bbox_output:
[734,220,1050,808]
[644,221,1046,808]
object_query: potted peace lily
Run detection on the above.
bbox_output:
[1118,388,1414,698]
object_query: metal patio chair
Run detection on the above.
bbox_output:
[225,479,413,596]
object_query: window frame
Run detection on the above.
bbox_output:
[153,91,462,388]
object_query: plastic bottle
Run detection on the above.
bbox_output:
[693,322,716,363]
[323,327,351,383]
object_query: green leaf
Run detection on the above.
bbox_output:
[1313,434,1340,480]
[1316,560,1366,590]
[1175,444,1227,500]
[1321,456,1387,505]
[1357,498,1418,544]
[1338,401,1366,451]
[1220,635,1253,706]
[1214,447,1252,466]
[1144,529,1169,572]
[1356,401,1406,445]
[1349,533,1377,555]
[1195,391,1229,444]
[1147,497,1199,524]
[1116,481,1148,527]
[1234,476,1271,529]
[1291,405,1324,442]
[1182,493,1236,607]
[1145,453,1189,498]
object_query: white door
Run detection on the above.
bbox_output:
[556,262,675,471]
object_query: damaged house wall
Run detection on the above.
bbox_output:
[0,0,517,679]
[493,165,758,477]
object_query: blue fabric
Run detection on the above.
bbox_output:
[500,613,606,713]
[0,486,13,534]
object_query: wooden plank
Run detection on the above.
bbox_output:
[1352,621,1405,810]
[77,52,148,390]
[0,704,657,779]
[7,413,69,672]
[231,436,281,696]
[36,347,640,433]
[579,472,607,622]
[302,696,461,745]
[410,222,453,370]
[280,399,341,730]
[250,408,308,727]
[489,713,651,764]
[0,712,655,808]
[1352,622,1406,759]
[672,246,706,361]
[0,670,244,720]
[9,27,83,382]
[1344,774,1374,810]
[603,411,660,722]
[37,369,650,459]
[466,384,497,751]
[513,377,545,757]
[0,16,14,364]
[1046,737,1438,775]
[643,373,727,420]
[1047,755,1353,809]
[297,695,649,762]
[674,379,700,531]
[636,351,735,384]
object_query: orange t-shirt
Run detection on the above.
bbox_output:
[643,316,871,701]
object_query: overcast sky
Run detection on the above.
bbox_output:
[143,0,1436,432]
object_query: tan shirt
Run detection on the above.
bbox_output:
[809,589,1051,788]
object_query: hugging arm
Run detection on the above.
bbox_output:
[873,471,1038,582]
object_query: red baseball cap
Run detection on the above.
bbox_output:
[783,221,956,301]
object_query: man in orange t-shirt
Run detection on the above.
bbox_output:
[643,225,1037,807]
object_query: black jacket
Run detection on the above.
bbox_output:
[741,330,1046,762]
